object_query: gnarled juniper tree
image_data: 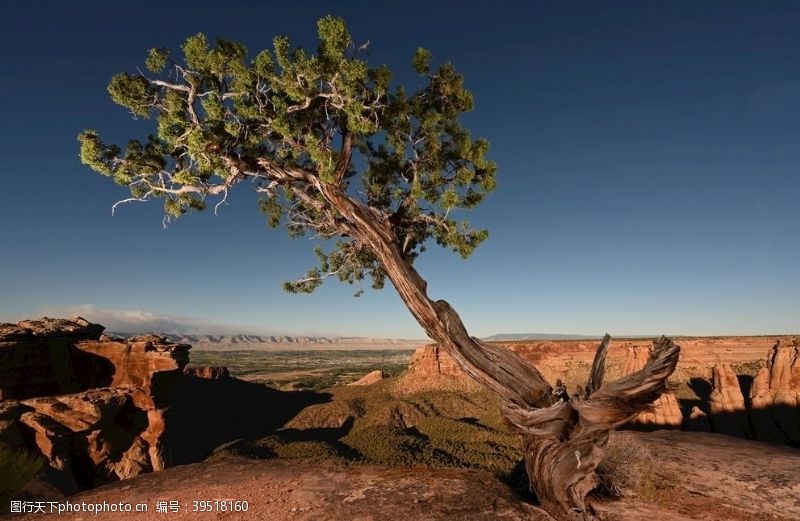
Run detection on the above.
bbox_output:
[80,17,679,520]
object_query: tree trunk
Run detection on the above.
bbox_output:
[502,336,680,519]
[320,184,681,520]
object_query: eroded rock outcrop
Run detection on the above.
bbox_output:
[348,370,385,386]
[708,363,752,438]
[78,334,190,389]
[0,317,106,400]
[403,338,800,443]
[0,317,189,495]
[0,317,105,341]
[748,342,800,443]
[702,344,800,444]
[622,345,683,428]
[686,405,710,432]
[0,318,189,400]
[397,344,482,394]
[183,365,230,380]
[407,345,465,378]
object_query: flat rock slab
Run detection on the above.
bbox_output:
[14,460,549,520]
[596,430,800,520]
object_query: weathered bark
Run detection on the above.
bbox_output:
[502,337,680,519]
[318,183,681,520]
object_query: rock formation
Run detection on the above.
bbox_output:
[748,342,800,443]
[183,365,230,380]
[709,363,747,413]
[0,317,105,400]
[0,317,189,495]
[708,363,752,438]
[407,345,465,378]
[402,338,800,443]
[397,344,482,394]
[621,345,683,429]
[348,370,385,386]
[686,406,710,432]
[0,318,189,400]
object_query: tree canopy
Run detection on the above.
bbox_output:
[79,16,496,294]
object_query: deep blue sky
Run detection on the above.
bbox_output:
[1,0,798,338]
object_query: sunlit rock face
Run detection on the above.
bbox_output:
[700,343,800,444]
[708,363,752,438]
[347,369,385,386]
[183,365,230,380]
[748,342,800,443]
[407,344,465,378]
[621,345,683,429]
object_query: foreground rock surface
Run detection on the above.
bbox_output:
[17,460,548,521]
[596,430,800,521]
[16,431,800,521]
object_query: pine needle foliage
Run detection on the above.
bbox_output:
[79,16,496,293]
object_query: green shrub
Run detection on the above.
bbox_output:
[731,359,766,376]
[0,444,44,511]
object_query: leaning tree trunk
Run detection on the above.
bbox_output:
[320,184,680,520]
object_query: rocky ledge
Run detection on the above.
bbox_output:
[0,317,190,400]
[0,317,200,496]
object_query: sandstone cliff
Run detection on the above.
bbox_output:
[748,342,800,443]
[708,363,752,438]
[401,338,800,443]
[701,342,800,444]
[397,344,481,394]
[620,345,683,429]
[0,317,190,495]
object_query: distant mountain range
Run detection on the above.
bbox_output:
[104,330,794,350]
[482,333,601,341]
[108,332,426,351]
[106,331,607,350]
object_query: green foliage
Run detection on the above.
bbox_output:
[81,16,497,293]
[145,47,170,73]
[78,130,119,176]
[0,445,43,511]
[412,48,432,74]
[107,73,155,117]
[730,359,766,376]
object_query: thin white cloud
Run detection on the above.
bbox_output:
[38,304,276,336]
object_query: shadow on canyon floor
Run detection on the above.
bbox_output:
[643,376,800,447]
[164,376,331,464]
